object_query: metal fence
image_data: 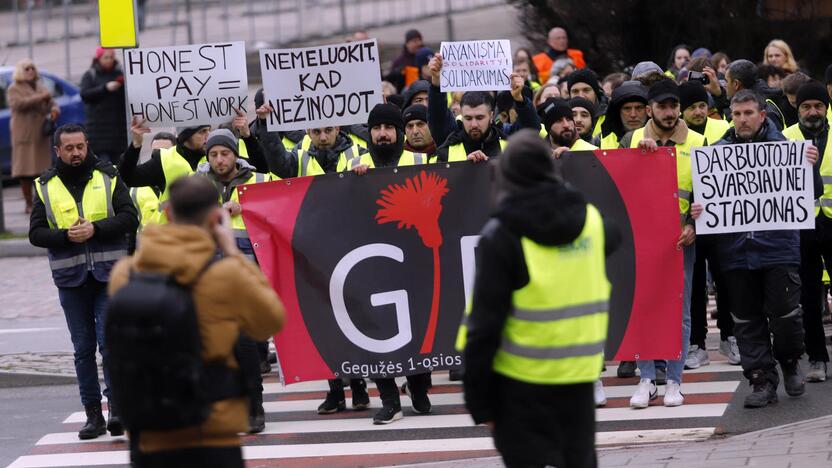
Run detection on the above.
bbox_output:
[1,0,505,83]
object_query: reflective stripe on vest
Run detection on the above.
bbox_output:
[342,150,428,170]
[629,126,705,218]
[447,139,508,162]
[783,124,832,217]
[298,149,326,177]
[491,204,609,385]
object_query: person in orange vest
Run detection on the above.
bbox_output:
[533,27,586,84]
[387,29,424,91]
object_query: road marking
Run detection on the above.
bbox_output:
[0,328,61,335]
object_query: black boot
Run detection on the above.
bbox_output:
[781,359,806,397]
[78,403,106,440]
[350,379,370,411]
[106,401,124,436]
[249,402,266,434]
[744,370,779,408]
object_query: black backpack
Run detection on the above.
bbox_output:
[105,259,245,431]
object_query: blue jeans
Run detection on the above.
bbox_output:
[58,279,112,406]
[637,243,695,384]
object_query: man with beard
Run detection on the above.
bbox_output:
[623,79,706,409]
[593,81,649,150]
[783,81,832,382]
[570,97,597,143]
[567,68,608,137]
[538,97,598,158]
[679,81,731,145]
[402,104,437,158]
[344,103,434,424]
[426,54,540,162]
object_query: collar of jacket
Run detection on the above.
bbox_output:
[643,118,690,146]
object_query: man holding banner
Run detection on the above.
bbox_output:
[693,89,821,408]
[538,97,599,158]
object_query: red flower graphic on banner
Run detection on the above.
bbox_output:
[376,170,449,354]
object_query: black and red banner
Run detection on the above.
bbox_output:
[241,149,683,383]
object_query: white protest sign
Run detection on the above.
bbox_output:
[439,40,512,92]
[124,42,248,127]
[259,39,383,131]
[692,141,815,234]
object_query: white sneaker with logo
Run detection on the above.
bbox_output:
[720,337,741,365]
[629,378,657,409]
[684,344,710,369]
[664,380,684,407]
[594,379,607,407]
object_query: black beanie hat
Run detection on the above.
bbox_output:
[176,125,211,145]
[569,97,596,117]
[567,68,602,97]
[796,81,830,108]
[495,91,516,114]
[255,88,265,108]
[825,64,832,85]
[538,97,573,131]
[496,129,557,196]
[648,79,680,103]
[679,81,709,111]
[368,103,404,131]
[402,104,428,125]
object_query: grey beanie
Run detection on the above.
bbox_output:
[631,61,664,79]
[205,129,239,156]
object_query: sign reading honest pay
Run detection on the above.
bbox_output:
[124,41,248,127]
[692,141,815,234]
[439,39,512,92]
[259,39,384,131]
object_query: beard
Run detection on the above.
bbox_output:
[654,116,678,132]
[369,130,405,165]
[551,129,577,148]
[800,114,825,132]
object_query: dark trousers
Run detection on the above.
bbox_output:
[690,238,734,347]
[799,229,832,362]
[327,378,367,400]
[723,266,805,385]
[58,279,111,406]
[373,373,432,407]
[134,445,243,468]
[235,334,263,412]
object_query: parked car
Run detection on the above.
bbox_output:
[0,67,85,177]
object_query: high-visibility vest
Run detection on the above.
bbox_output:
[702,118,730,145]
[629,126,706,220]
[446,139,509,162]
[592,114,605,137]
[227,171,275,260]
[129,186,161,230]
[827,107,832,126]
[159,146,202,204]
[490,204,609,385]
[598,131,620,150]
[35,169,128,288]
[339,151,429,171]
[297,144,362,176]
[571,138,599,151]
[783,124,832,217]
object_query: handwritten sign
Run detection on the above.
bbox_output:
[439,40,512,92]
[259,39,383,131]
[692,141,815,234]
[124,41,248,127]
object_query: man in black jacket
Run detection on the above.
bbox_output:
[30,124,138,440]
[704,59,788,130]
[462,129,620,467]
[693,90,821,408]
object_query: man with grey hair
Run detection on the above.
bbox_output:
[702,59,787,130]
[533,27,586,84]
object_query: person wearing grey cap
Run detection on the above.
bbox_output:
[119,109,270,222]
[459,128,619,467]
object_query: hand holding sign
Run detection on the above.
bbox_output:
[439,40,512,92]
[637,138,658,153]
[510,73,525,102]
[130,117,151,148]
[428,53,443,87]
[807,145,818,165]
[232,107,250,138]
[256,103,274,122]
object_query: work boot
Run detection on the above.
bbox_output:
[744,371,778,408]
[249,403,266,434]
[806,361,827,383]
[781,360,805,397]
[78,403,106,440]
[350,379,370,411]
[617,361,636,378]
[106,401,124,437]
[404,383,431,414]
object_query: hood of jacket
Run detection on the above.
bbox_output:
[601,82,648,138]
[494,181,588,246]
[130,224,217,284]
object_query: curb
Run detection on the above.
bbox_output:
[0,239,45,258]
[0,371,76,388]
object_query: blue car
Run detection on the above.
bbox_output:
[0,67,85,177]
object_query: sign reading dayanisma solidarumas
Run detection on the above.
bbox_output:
[439,40,512,92]
[692,141,816,234]
[124,41,248,127]
[259,39,383,131]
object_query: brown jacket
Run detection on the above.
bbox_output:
[108,224,285,453]
[7,80,58,178]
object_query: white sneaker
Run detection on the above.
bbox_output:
[594,380,607,407]
[629,378,657,409]
[684,345,710,369]
[664,380,684,407]
[719,337,741,365]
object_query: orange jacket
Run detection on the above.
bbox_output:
[533,48,586,84]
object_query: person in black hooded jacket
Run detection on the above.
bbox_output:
[79,47,127,165]
[462,129,620,467]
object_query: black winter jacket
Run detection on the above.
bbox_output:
[80,64,127,157]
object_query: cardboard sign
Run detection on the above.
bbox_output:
[259,39,383,131]
[439,40,512,92]
[692,141,816,234]
[124,41,248,127]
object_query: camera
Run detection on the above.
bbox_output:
[688,71,710,85]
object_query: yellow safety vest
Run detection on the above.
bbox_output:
[702,118,730,145]
[629,126,706,220]
[229,172,274,234]
[339,151,429,171]
[592,114,605,137]
[297,144,362,176]
[598,131,620,150]
[571,138,599,151]
[827,107,832,126]
[129,186,161,229]
[446,139,509,162]
[492,204,609,385]
[783,124,832,217]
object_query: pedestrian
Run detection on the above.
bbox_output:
[566,68,608,136]
[704,59,788,130]
[80,47,127,165]
[763,39,798,74]
[29,124,138,439]
[8,58,60,213]
[460,129,619,467]
[387,29,424,91]
[532,27,586,84]
[109,175,285,466]
[694,89,821,408]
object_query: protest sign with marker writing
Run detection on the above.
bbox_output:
[439,40,512,92]
[259,39,383,131]
[124,41,248,127]
[692,141,816,234]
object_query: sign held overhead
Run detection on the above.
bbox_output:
[439,40,512,92]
